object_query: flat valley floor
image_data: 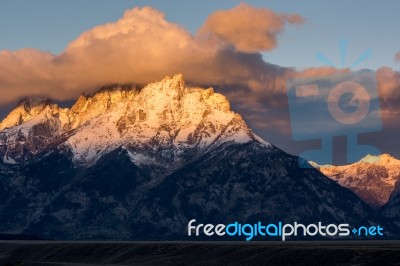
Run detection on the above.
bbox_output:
[0,241,399,266]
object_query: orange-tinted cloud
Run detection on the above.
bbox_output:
[377,67,400,101]
[0,5,300,106]
[294,67,347,78]
[0,49,58,104]
[395,52,400,62]
[198,3,305,53]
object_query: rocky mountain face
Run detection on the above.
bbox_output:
[313,154,400,209]
[0,74,397,240]
[1,74,254,168]
[383,180,400,227]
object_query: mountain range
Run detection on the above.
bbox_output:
[0,74,398,240]
[312,154,400,209]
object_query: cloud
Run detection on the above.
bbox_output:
[0,5,301,106]
[395,52,400,62]
[0,49,58,104]
[198,3,305,53]
[376,67,400,101]
[294,67,347,78]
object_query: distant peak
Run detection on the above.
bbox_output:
[358,153,399,165]
[380,153,396,160]
[359,154,380,164]
[308,161,334,168]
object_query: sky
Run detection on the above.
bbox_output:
[0,1,399,164]
[1,0,400,69]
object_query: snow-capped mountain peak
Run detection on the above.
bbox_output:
[359,153,400,166]
[65,74,262,166]
[0,74,269,167]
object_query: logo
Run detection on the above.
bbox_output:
[188,219,384,241]
[286,39,382,167]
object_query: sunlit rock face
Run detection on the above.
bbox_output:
[0,74,258,167]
